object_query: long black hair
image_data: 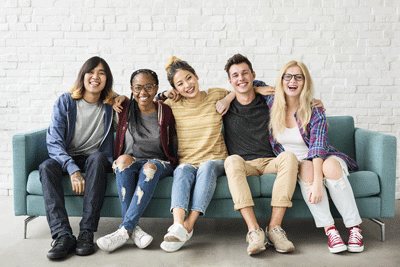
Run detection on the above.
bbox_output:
[70,56,114,104]
[127,69,159,138]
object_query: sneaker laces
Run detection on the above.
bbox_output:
[51,232,71,247]
[78,230,93,243]
[326,228,344,246]
[271,227,289,242]
[247,229,263,244]
[134,226,146,239]
[348,227,363,244]
[107,228,128,245]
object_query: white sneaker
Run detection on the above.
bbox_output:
[96,227,129,252]
[132,226,153,249]
[246,228,266,255]
[161,230,193,253]
[164,223,190,242]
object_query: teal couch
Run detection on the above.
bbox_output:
[13,116,397,241]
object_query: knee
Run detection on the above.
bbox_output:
[114,155,135,172]
[278,151,298,168]
[39,159,60,180]
[323,158,342,180]
[224,154,244,168]
[143,162,156,170]
[39,158,56,171]
[143,163,157,181]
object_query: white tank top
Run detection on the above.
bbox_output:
[275,126,309,161]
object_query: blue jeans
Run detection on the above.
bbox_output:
[39,152,111,239]
[170,159,225,215]
[115,159,173,233]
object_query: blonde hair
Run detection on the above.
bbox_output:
[270,61,315,137]
[165,56,196,88]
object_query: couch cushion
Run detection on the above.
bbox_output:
[260,171,380,199]
[27,171,262,200]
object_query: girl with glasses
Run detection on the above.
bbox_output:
[269,61,363,254]
[96,69,178,252]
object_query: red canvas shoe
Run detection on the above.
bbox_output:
[347,226,364,252]
[326,226,347,253]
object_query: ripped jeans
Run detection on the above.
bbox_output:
[298,156,362,228]
[170,159,225,215]
[114,159,173,233]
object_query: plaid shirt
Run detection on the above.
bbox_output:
[266,97,358,172]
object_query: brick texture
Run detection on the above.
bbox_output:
[0,0,399,198]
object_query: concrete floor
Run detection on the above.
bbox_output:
[1,196,399,267]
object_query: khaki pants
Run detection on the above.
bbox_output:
[224,152,298,211]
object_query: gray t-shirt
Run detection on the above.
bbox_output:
[67,99,105,156]
[123,112,166,161]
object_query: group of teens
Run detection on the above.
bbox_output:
[40,54,364,260]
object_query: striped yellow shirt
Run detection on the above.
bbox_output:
[165,88,230,167]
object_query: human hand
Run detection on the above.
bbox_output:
[308,182,324,204]
[70,171,85,195]
[113,95,127,113]
[166,89,181,102]
[216,99,230,115]
[312,99,325,111]
[254,86,275,96]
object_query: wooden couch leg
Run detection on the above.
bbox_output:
[24,216,38,239]
[369,218,385,242]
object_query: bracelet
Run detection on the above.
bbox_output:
[160,91,167,100]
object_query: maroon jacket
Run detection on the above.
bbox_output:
[114,99,178,168]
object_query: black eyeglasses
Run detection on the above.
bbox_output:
[132,84,156,93]
[282,74,304,81]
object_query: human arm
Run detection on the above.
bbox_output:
[157,89,181,102]
[311,99,325,111]
[254,86,275,96]
[216,91,236,115]
[113,95,129,113]
[306,108,329,161]
[70,170,85,195]
[46,94,80,176]
[308,158,324,204]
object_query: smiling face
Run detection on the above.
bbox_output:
[83,63,107,101]
[172,69,200,100]
[131,73,158,108]
[228,62,256,96]
[282,65,305,100]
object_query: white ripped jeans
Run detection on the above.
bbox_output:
[298,156,362,228]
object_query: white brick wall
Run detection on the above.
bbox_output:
[0,0,399,197]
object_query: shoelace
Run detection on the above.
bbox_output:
[247,229,263,243]
[134,226,146,238]
[327,229,343,246]
[51,233,71,247]
[348,227,362,244]
[78,230,92,242]
[107,229,127,245]
[272,227,289,241]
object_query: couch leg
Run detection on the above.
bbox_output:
[369,218,385,242]
[24,216,38,239]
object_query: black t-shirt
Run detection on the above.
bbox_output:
[223,93,275,161]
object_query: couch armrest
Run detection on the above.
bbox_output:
[12,128,48,216]
[354,128,397,218]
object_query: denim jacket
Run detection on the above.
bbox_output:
[46,92,114,175]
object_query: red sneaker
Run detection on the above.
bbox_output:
[348,226,364,252]
[326,226,347,253]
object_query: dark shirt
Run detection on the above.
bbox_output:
[223,93,275,161]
